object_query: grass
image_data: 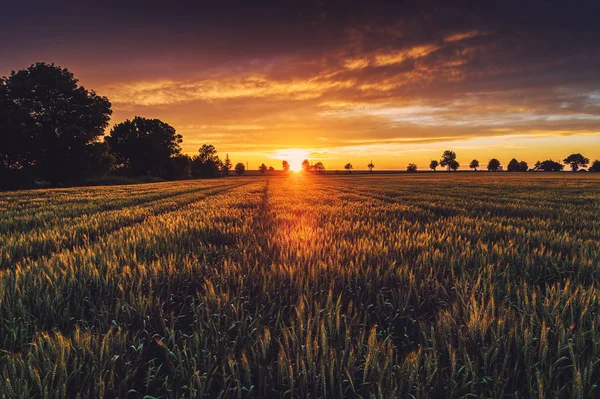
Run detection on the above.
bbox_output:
[0,173,599,398]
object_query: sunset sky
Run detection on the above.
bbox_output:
[2,0,599,170]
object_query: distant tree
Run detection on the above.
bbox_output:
[282,160,290,172]
[268,166,275,173]
[107,117,182,178]
[429,160,439,171]
[222,154,232,176]
[589,160,600,172]
[539,159,564,172]
[0,62,112,185]
[487,158,501,171]
[563,153,589,171]
[234,162,246,175]
[469,159,479,171]
[301,159,311,173]
[534,160,542,171]
[313,161,325,174]
[191,144,222,178]
[165,154,192,180]
[406,163,418,173]
[440,151,458,171]
[367,161,374,173]
[258,163,268,174]
[344,163,353,173]
[507,158,520,172]
[518,161,528,171]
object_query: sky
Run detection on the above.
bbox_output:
[2,0,600,170]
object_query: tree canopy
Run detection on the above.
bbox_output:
[235,162,246,175]
[313,162,326,174]
[487,158,501,171]
[563,153,589,171]
[469,159,479,171]
[0,62,112,185]
[536,160,564,172]
[429,160,439,171]
[191,144,222,178]
[440,151,459,171]
[106,116,182,177]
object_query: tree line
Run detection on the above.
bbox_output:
[0,63,251,189]
[298,151,599,174]
[2,63,598,190]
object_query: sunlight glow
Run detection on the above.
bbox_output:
[272,148,311,172]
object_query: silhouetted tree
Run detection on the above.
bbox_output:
[538,159,564,172]
[165,154,192,180]
[0,62,112,185]
[268,166,275,173]
[106,116,181,178]
[301,159,311,173]
[487,158,501,171]
[507,158,520,172]
[407,163,417,172]
[344,163,353,173]
[469,159,479,171]
[519,161,529,171]
[222,154,232,176]
[259,163,268,174]
[191,144,222,178]
[440,151,459,171]
[589,160,600,172]
[367,161,374,173]
[282,160,290,172]
[506,158,528,172]
[313,161,325,174]
[235,162,246,175]
[429,160,439,171]
[563,153,589,171]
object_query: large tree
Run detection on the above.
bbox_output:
[589,160,600,172]
[507,158,520,172]
[538,159,564,172]
[234,162,246,175]
[106,116,182,177]
[191,144,222,178]
[301,159,311,173]
[563,153,589,171]
[313,161,326,174]
[487,158,501,171]
[0,62,112,184]
[440,151,459,171]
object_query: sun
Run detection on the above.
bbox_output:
[273,148,310,172]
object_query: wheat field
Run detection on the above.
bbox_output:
[1,174,599,398]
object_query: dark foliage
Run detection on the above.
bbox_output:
[0,63,112,186]
[106,117,182,178]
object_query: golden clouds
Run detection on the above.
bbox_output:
[445,30,482,42]
[103,75,356,106]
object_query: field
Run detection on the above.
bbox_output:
[1,174,599,398]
